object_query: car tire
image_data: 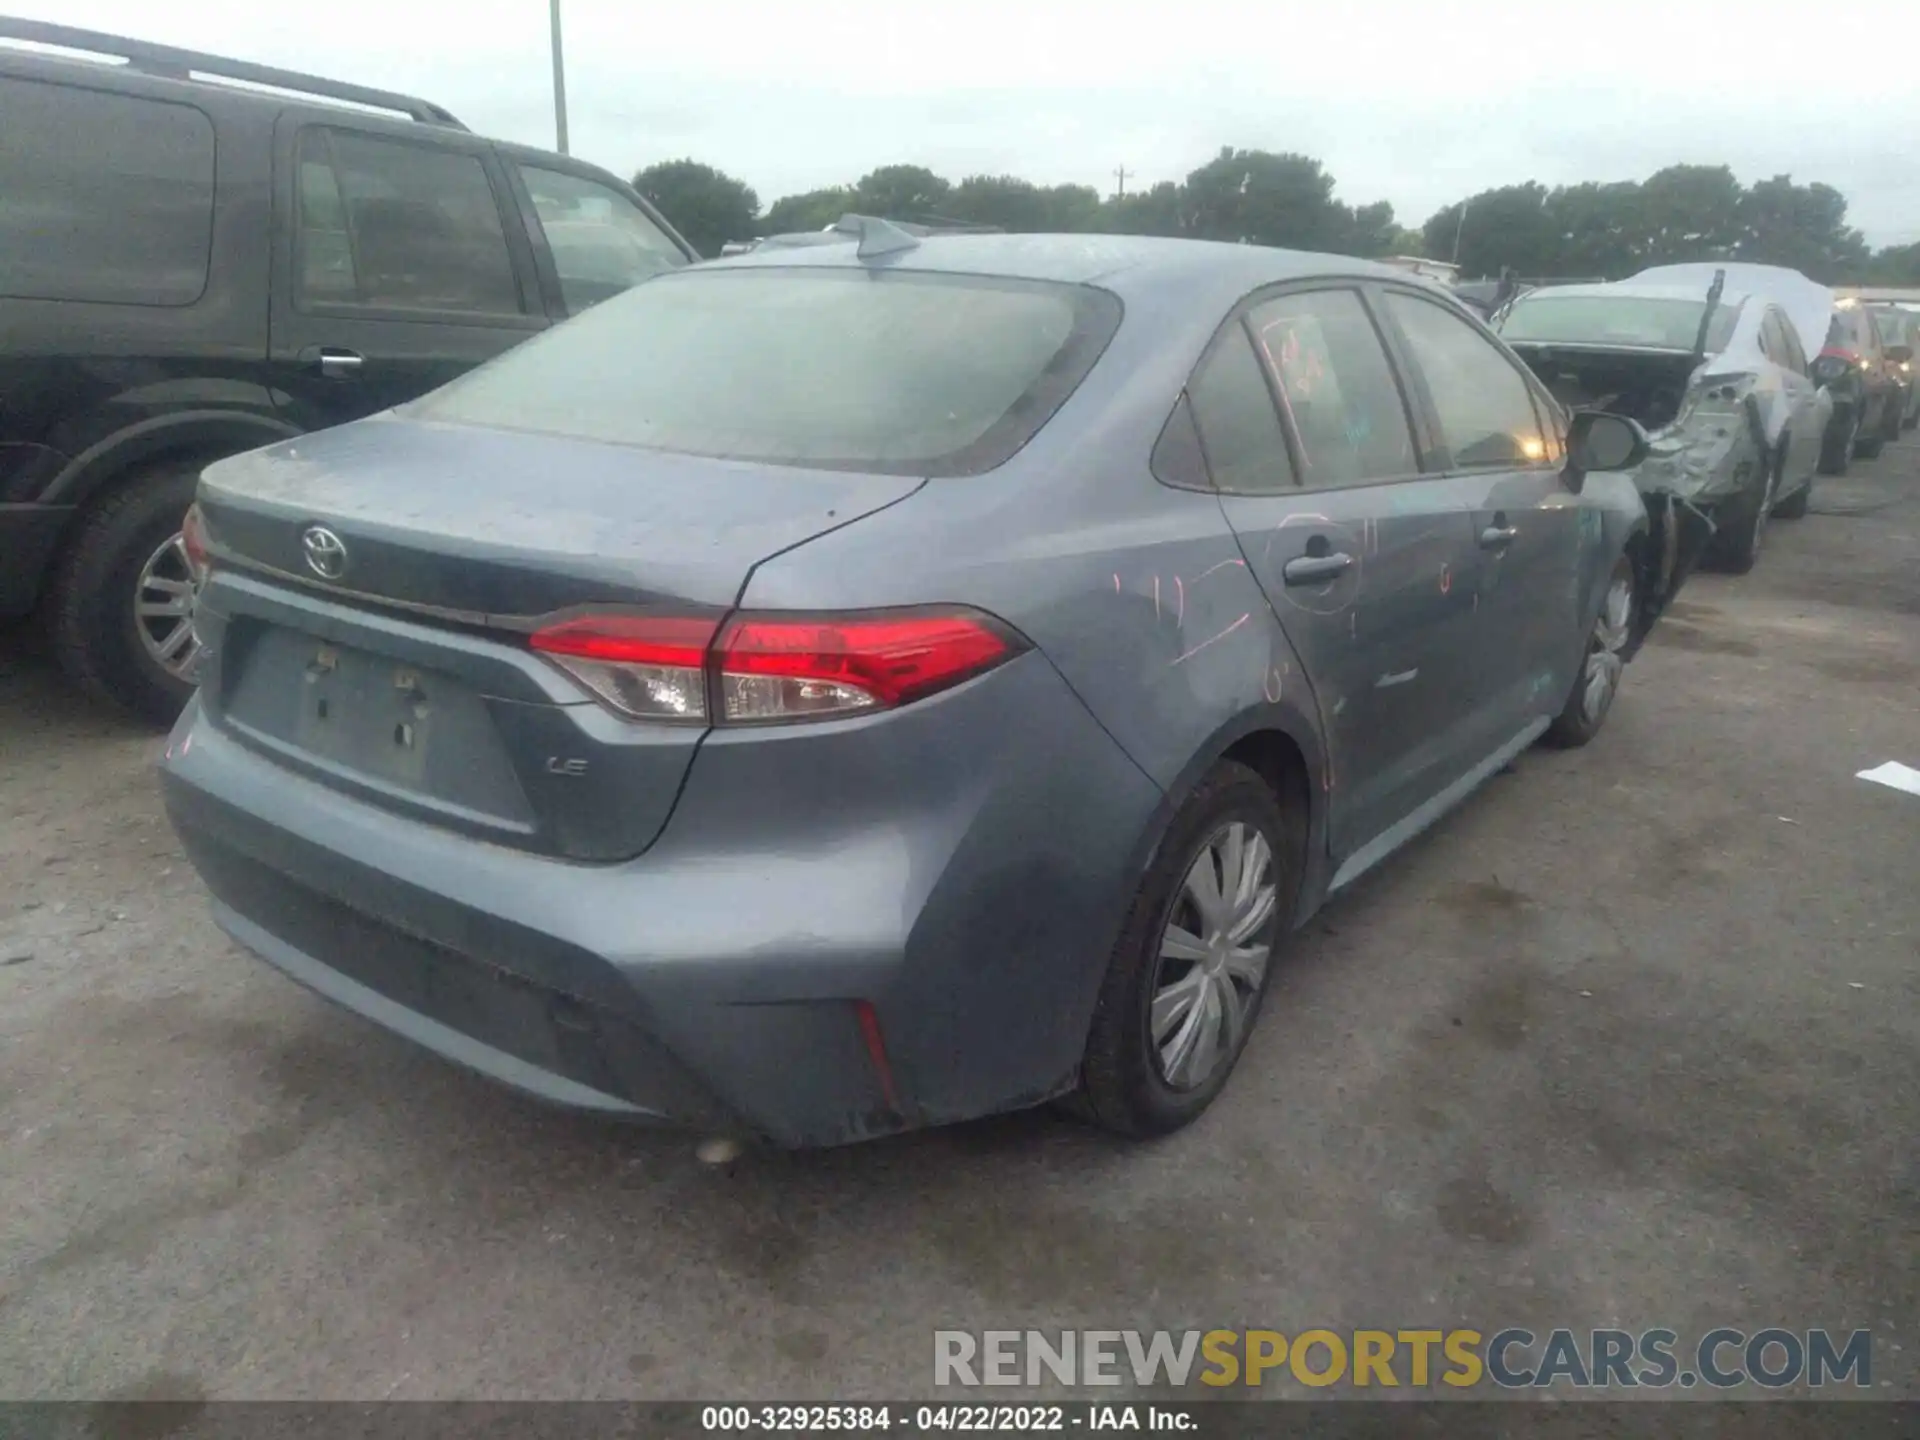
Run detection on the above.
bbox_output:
[1075,760,1298,1138]
[1855,400,1885,458]
[1711,453,1774,575]
[1772,464,1812,520]
[1818,407,1857,476]
[46,465,203,727]
[1544,553,1636,749]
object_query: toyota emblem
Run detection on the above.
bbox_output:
[301,525,348,580]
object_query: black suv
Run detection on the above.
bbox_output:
[0,19,696,723]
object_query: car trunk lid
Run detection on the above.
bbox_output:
[191,414,925,860]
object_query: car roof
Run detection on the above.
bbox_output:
[705,232,1414,308]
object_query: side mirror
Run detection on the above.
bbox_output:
[1887,343,1913,364]
[1563,410,1649,491]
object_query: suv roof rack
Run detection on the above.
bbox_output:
[0,17,467,129]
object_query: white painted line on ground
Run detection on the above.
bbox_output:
[1856,761,1920,797]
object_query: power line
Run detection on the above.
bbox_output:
[1115,165,1130,200]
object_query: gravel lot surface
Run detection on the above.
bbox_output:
[3,445,1916,1403]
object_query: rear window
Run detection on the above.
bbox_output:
[409,268,1122,475]
[1869,308,1913,344]
[0,76,214,306]
[1499,295,1741,353]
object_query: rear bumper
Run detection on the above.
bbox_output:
[160,655,1163,1147]
[0,503,72,617]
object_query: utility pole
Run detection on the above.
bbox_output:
[549,0,570,155]
[1114,165,1130,200]
[1451,195,1472,265]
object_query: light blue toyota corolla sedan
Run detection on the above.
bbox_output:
[161,223,1655,1147]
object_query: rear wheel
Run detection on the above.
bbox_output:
[1856,397,1886,458]
[1544,554,1635,748]
[47,465,203,727]
[1819,407,1857,475]
[1076,761,1296,1138]
[1712,453,1775,575]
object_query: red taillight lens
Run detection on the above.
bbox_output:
[180,502,210,578]
[528,608,1022,725]
[715,610,1019,722]
[530,614,719,722]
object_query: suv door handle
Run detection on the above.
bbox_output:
[1479,524,1518,549]
[1281,552,1354,585]
[304,347,364,379]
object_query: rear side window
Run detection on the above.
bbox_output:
[295,128,522,316]
[1384,291,1548,469]
[1246,289,1418,488]
[0,76,213,306]
[1187,329,1295,493]
[410,268,1121,476]
[517,165,687,314]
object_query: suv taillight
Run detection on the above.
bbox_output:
[530,608,1025,724]
[180,502,210,579]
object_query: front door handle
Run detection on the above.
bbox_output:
[1479,524,1518,550]
[305,347,364,379]
[1281,552,1354,585]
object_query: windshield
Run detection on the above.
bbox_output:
[1499,295,1742,352]
[409,268,1120,475]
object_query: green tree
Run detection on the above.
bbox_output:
[1182,147,1353,251]
[1041,183,1103,232]
[1735,175,1871,281]
[761,186,855,235]
[1422,183,1556,278]
[1632,164,1744,265]
[1097,180,1188,238]
[632,160,759,258]
[946,174,1051,231]
[1342,200,1400,258]
[850,165,952,220]
[1544,180,1644,277]
[1867,241,1920,286]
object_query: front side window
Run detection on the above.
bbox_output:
[296,128,522,316]
[0,77,213,306]
[518,165,687,313]
[1246,289,1418,488]
[1386,292,1548,470]
[409,268,1120,476]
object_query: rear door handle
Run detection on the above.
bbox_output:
[301,347,364,379]
[1479,524,1518,549]
[1281,552,1354,585]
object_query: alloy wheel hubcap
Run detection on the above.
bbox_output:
[135,531,203,682]
[1150,821,1277,1090]
[1581,569,1633,724]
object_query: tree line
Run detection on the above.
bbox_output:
[633,152,1920,287]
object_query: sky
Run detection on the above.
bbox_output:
[18,0,1920,247]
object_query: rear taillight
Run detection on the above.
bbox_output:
[529,608,1023,725]
[180,502,210,579]
[530,614,719,722]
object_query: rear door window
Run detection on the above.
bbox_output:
[1383,291,1549,469]
[516,165,688,313]
[0,76,213,306]
[1186,329,1295,493]
[1245,289,1418,488]
[295,128,523,316]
